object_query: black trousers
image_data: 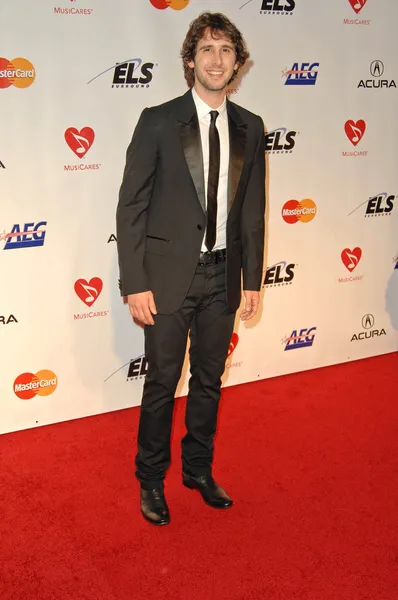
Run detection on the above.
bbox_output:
[135,260,235,489]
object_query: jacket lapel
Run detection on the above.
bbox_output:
[227,100,248,214]
[175,91,248,215]
[175,91,206,213]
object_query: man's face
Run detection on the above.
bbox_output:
[188,28,238,93]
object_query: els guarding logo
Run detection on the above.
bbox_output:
[264,127,297,154]
[349,192,395,218]
[127,355,148,379]
[264,261,296,287]
[240,0,295,15]
[88,58,156,89]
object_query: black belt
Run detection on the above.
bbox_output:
[198,248,227,266]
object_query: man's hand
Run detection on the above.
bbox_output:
[127,291,157,326]
[240,290,260,321]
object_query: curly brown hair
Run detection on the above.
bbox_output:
[181,12,250,88]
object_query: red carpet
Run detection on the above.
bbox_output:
[1,353,397,600]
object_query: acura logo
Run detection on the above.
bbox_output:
[370,60,384,78]
[362,314,375,329]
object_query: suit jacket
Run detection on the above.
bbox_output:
[116,89,265,314]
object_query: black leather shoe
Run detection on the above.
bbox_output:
[182,473,233,509]
[140,488,170,526]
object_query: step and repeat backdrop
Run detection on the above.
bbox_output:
[1,0,397,435]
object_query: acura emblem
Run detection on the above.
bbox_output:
[370,60,384,78]
[362,314,375,329]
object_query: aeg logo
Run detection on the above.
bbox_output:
[283,62,319,86]
[283,327,316,350]
[1,222,47,250]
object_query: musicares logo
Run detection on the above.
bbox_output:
[64,127,101,171]
[226,332,242,369]
[14,370,58,400]
[74,277,103,307]
[345,120,366,146]
[65,127,94,158]
[74,277,109,320]
[341,247,362,272]
[227,333,239,358]
[343,120,368,157]
[348,0,367,15]
[54,0,94,16]
[149,0,190,9]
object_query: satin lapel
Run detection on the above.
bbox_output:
[176,116,206,214]
[228,114,247,214]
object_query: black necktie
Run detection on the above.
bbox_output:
[205,110,220,252]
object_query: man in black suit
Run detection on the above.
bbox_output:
[117,12,265,526]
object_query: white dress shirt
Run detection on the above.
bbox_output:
[191,87,229,251]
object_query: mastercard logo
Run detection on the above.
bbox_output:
[149,0,190,10]
[282,199,317,224]
[14,370,58,400]
[0,57,36,89]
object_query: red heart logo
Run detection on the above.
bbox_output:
[227,332,239,358]
[344,119,366,146]
[64,127,95,159]
[341,248,362,272]
[348,0,367,15]
[74,278,103,307]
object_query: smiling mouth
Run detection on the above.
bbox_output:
[207,70,224,76]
